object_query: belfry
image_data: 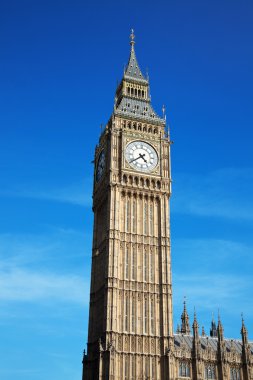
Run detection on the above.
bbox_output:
[82,31,252,380]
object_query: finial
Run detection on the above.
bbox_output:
[162,105,166,120]
[130,28,135,46]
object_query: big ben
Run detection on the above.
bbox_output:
[82,30,173,380]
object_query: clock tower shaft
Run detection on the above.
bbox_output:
[83,31,173,380]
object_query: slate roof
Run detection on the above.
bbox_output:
[124,43,147,84]
[115,96,164,124]
[174,333,253,355]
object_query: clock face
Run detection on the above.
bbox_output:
[96,150,105,182]
[125,141,158,172]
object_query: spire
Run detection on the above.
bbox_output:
[217,312,224,341]
[124,29,146,81]
[210,314,218,337]
[180,299,191,334]
[241,313,248,345]
[192,308,199,337]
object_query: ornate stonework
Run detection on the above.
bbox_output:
[82,31,252,380]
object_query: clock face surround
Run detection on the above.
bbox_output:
[96,150,105,182]
[125,140,158,173]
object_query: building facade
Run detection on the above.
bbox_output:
[82,31,253,380]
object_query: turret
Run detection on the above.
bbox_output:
[180,300,191,334]
[210,315,218,337]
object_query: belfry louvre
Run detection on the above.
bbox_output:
[82,31,253,380]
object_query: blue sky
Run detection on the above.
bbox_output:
[0,0,253,379]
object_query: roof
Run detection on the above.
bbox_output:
[174,333,253,355]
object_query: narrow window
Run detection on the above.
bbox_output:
[144,298,148,333]
[179,362,190,377]
[205,365,215,379]
[144,202,148,235]
[150,298,155,334]
[230,368,240,380]
[144,251,148,282]
[131,297,135,332]
[145,357,149,378]
[149,203,154,235]
[125,247,129,279]
[151,358,155,379]
[125,296,129,331]
[132,200,136,233]
[150,251,154,282]
[125,356,129,380]
[126,199,130,232]
[132,246,136,280]
[131,357,136,380]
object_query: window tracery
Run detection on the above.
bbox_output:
[179,361,190,377]
[205,365,216,379]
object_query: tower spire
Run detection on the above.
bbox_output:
[180,298,191,334]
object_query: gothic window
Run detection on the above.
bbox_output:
[144,251,148,281]
[150,251,154,282]
[126,199,130,232]
[230,368,241,380]
[144,298,148,333]
[179,362,190,377]
[205,365,216,379]
[132,246,136,280]
[127,87,130,95]
[132,200,136,233]
[150,298,155,334]
[131,297,136,332]
[144,202,148,234]
[125,247,129,279]
[145,357,149,378]
[151,357,155,379]
[149,203,154,235]
[124,296,129,331]
[125,356,129,380]
[131,357,136,380]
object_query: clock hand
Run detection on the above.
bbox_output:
[129,153,143,163]
[139,153,147,163]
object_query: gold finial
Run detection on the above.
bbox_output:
[130,28,135,46]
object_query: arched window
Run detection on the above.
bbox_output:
[230,368,241,380]
[205,365,216,379]
[151,358,155,379]
[179,362,190,377]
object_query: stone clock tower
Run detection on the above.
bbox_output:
[82,30,173,380]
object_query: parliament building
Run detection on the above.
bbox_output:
[82,31,253,380]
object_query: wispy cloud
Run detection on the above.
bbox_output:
[0,267,88,304]
[0,180,92,206]
[172,167,253,220]
[0,229,90,306]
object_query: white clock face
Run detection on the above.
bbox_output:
[125,141,158,172]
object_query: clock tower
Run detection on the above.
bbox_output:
[83,30,173,380]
